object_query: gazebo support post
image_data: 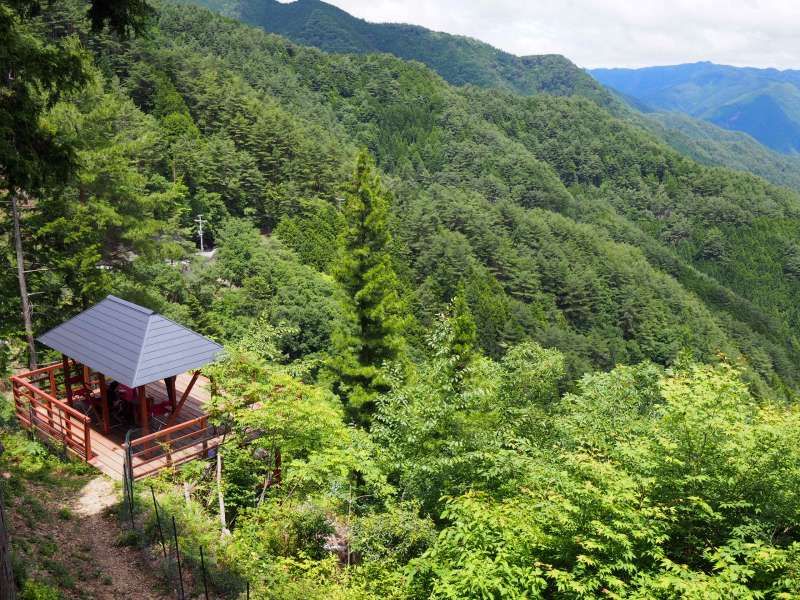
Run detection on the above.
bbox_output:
[166,376,177,412]
[164,371,200,428]
[99,375,110,434]
[61,354,73,405]
[138,385,149,436]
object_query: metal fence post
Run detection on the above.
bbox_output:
[150,487,167,559]
[200,545,210,600]
[172,516,185,600]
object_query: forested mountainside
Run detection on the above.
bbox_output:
[186,0,617,106]
[3,0,800,393]
[635,110,800,191]
[189,0,800,194]
[592,62,800,154]
[4,1,800,597]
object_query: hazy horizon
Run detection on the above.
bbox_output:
[311,0,800,70]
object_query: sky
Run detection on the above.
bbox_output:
[322,0,800,69]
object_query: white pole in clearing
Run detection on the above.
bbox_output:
[194,214,205,253]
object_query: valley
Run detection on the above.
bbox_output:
[2,1,800,597]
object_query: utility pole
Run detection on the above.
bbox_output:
[10,190,37,369]
[194,214,205,253]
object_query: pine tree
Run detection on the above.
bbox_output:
[330,151,407,418]
[449,289,477,370]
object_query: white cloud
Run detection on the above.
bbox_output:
[322,0,800,69]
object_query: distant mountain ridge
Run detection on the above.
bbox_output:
[187,0,618,106]
[184,0,800,191]
[591,62,800,154]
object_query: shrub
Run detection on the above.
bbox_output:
[20,580,61,600]
[114,530,142,547]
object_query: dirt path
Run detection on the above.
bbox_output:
[8,472,171,599]
[70,476,171,599]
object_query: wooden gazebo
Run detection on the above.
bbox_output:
[11,295,224,479]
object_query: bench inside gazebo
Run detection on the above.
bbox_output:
[10,295,224,479]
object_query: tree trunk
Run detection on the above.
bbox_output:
[0,443,16,600]
[216,450,230,537]
[11,190,36,369]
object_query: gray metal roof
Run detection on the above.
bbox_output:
[38,295,223,387]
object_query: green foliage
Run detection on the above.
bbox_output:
[446,292,477,371]
[207,345,391,518]
[351,501,436,565]
[20,580,61,600]
[637,109,800,192]
[197,0,617,106]
[213,218,263,287]
[329,151,408,417]
[85,0,155,39]
[13,0,786,392]
[5,3,800,597]
[274,198,343,272]
[0,430,89,486]
[194,0,800,192]
[114,530,142,548]
[410,363,800,598]
[374,317,566,514]
[232,501,334,561]
[0,1,88,190]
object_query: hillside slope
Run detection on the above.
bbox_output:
[133,5,800,392]
[592,62,800,154]
[7,4,800,598]
[186,0,618,106]
[6,1,800,398]
[0,431,171,598]
[187,0,800,192]
[632,110,800,191]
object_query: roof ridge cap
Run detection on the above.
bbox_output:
[131,313,154,387]
[106,294,153,315]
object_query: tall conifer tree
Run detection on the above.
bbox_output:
[330,151,406,418]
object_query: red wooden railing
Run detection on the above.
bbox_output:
[11,363,92,460]
[127,414,219,479]
[12,362,219,479]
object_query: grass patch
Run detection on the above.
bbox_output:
[42,558,75,589]
[0,431,95,490]
[38,539,57,558]
[20,579,62,600]
[115,529,142,547]
[20,493,48,527]
[11,548,28,587]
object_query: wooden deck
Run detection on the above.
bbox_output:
[11,365,221,481]
[88,372,218,479]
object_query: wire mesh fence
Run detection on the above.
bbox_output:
[122,445,251,599]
